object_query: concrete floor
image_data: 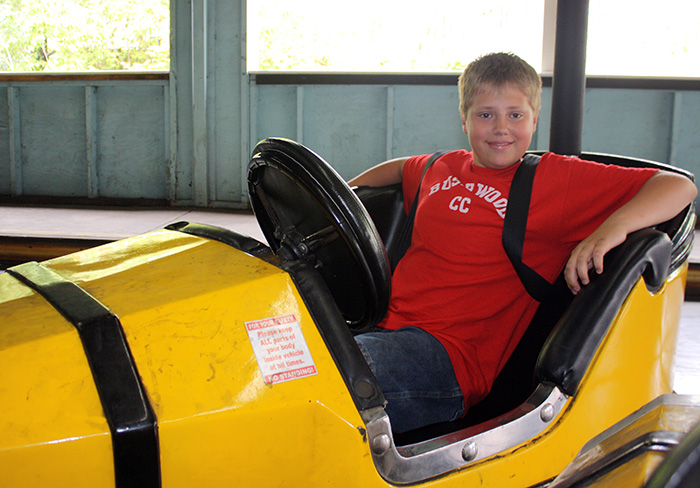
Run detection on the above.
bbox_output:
[1,204,699,395]
[0,205,267,243]
[675,301,700,395]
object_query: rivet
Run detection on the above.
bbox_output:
[354,379,375,399]
[540,403,555,423]
[371,434,392,456]
[462,441,478,462]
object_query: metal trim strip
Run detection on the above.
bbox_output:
[7,261,161,488]
[363,385,569,484]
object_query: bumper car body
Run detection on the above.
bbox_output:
[0,139,696,487]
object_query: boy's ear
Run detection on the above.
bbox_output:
[532,112,539,132]
[461,116,468,135]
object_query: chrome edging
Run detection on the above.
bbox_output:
[577,394,700,455]
[549,394,700,488]
[361,384,569,485]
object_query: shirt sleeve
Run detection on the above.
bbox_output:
[537,153,659,245]
[401,154,432,213]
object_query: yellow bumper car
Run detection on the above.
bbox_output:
[0,138,697,487]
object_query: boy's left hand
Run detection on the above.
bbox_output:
[564,220,628,295]
[564,170,697,296]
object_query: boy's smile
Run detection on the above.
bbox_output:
[462,84,539,170]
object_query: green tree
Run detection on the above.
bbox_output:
[0,0,169,71]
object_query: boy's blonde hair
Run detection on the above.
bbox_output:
[458,52,542,119]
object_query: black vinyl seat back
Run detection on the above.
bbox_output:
[353,183,407,272]
[353,152,695,430]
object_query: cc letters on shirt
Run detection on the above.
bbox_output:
[428,175,508,218]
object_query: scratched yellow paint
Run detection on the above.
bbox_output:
[0,227,687,487]
[53,230,373,486]
[0,273,113,487]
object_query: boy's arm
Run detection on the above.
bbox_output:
[565,170,698,294]
[348,157,409,187]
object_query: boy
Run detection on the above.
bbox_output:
[349,52,697,434]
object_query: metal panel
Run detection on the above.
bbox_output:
[253,85,298,144]
[0,88,9,194]
[208,0,245,205]
[9,87,21,195]
[670,91,700,175]
[19,86,87,197]
[85,86,98,198]
[171,0,195,205]
[582,88,674,163]
[301,85,388,181]
[170,0,247,208]
[191,0,209,207]
[392,85,467,158]
[95,86,168,199]
[0,78,170,202]
[535,87,553,151]
[0,87,14,195]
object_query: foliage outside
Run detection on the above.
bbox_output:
[248,0,543,72]
[248,0,700,77]
[0,0,169,71]
[2,0,698,76]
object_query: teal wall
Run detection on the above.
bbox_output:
[1,0,698,209]
[252,80,700,183]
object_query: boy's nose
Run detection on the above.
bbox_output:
[494,117,509,133]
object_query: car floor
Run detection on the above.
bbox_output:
[1,204,699,395]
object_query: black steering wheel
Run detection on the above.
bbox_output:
[247,138,391,330]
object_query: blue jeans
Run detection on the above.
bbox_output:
[354,326,464,433]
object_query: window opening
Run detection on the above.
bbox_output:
[0,0,169,72]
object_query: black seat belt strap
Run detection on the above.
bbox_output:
[502,154,553,302]
[390,150,448,271]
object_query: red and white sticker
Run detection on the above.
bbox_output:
[245,314,317,384]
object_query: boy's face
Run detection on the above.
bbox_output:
[462,83,539,170]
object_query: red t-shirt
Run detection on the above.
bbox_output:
[378,150,657,409]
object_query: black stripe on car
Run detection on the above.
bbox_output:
[7,261,160,488]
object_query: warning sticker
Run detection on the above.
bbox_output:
[245,314,317,384]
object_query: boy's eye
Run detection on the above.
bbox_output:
[478,113,492,119]
[510,113,524,119]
